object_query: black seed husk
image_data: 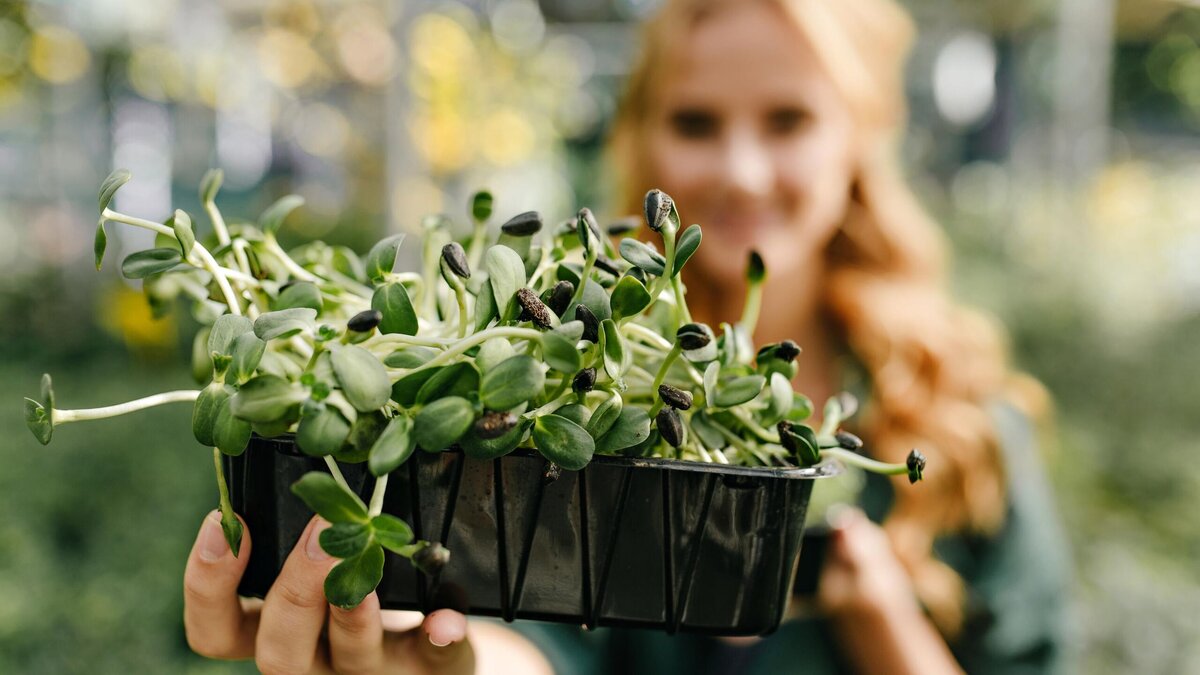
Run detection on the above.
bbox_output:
[547,280,574,317]
[676,323,712,350]
[644,189,673,232]
[474,411,518,440]
[658,384,693,410]
[776,340,801,362]
[543,462,562,484]
[607,217,639,236]
[835,430,863,450]
[441,242,471,278]
[572,367,596,393]
[656,407,684,447]
[501,210,543,236]
[516,287,554,329]
[575,304,599,342]
[594,255,621,276]
[907,449,926,484]
[347,309,383,332]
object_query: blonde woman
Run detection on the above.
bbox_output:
[181,0,1070,671]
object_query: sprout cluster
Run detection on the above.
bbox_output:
[24,171,925,609]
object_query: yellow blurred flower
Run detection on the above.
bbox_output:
[29,25,90,84]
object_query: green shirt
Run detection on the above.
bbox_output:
[504,402,1074,674]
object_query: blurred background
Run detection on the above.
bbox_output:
[1,0,1197,672]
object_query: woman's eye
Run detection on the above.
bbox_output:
[766,107,810,135]
[668,109,719,138]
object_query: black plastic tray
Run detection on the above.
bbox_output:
[227,436,838,636]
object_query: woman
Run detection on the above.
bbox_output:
[182,0,1071,671]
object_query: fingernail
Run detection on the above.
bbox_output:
[429,635,452,648]
[199,510,228,562]
[306,518,332,561]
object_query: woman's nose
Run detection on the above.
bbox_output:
[719,127,774,199]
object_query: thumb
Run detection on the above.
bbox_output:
[397,608,473,674]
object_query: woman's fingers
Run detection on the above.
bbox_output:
[255,516,336,674]
[183,510,257,659]
[384,609,474,675]
[327,591,385,675]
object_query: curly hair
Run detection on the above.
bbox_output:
[607,0,1043,636]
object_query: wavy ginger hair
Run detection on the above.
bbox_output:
[609,0,1043,636]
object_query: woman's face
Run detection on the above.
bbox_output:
[646,1,857,286]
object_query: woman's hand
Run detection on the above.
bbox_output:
[816,507,963,675]
[816,506,919,620]
[183,511,473,674]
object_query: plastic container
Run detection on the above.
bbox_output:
[227,435,839,636]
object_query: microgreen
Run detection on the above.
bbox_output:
[27,174,927,610]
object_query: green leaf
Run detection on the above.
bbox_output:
[319,522,372,559]
[471,190,494,222]
[459,417,530,460]
[785,394,814,422]
[200,168,223,203]
[553,320,584,343]
[365,234,406,284]
[390,367,441,407]
[473,278,498,332]
[41,372,55,412]
[368,415,417,476]
[672,224,702,276]
[585,393,622,440]
[541,331,581,373]
[331,344,391,412]
[565,278,612,322]
[763,372,793,426]
[331,246,366,282]
[98,168,131,212]
[479,355,545,411]
[228,332,265,384]
[259,194,305,236]
[595,406,651,454]
[383,346,438,369]
[297,405,352,457]
[599,319,629,382]
[193,382,232,446]
[291,471,369,523]
[415,361,479,404]
[618,239,666,276]
[121,248,183,279]
[690,411,727,450]
[702,361,719,408]
[555,403,591,429]
[484,245,526,318]
[172,210,196,257]
[272,281,324,312]
[414,396,474,452]
[253,308,317,341]
[93,221,107,270]
[532,414,595,471]
[372,283,418,335]
[714,374,766,408]
[230,375,307,423]
[609,275,652,322]
[340,410,387,463]
[372,514,414,553]
[24,397,52,445]
[821,395,844,436]
[324,543,384,609]
[214,396,252,456]
[219,507,243,558]
[473,338,514,374]
[208,314,254,356]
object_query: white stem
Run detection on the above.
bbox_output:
[102,209,173,236]
[368,474,388,517]
[323,456,354,494]
[53,390,201,423]
[264,236,319,283]
[397,326,544,374]
[204,200,231,246]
